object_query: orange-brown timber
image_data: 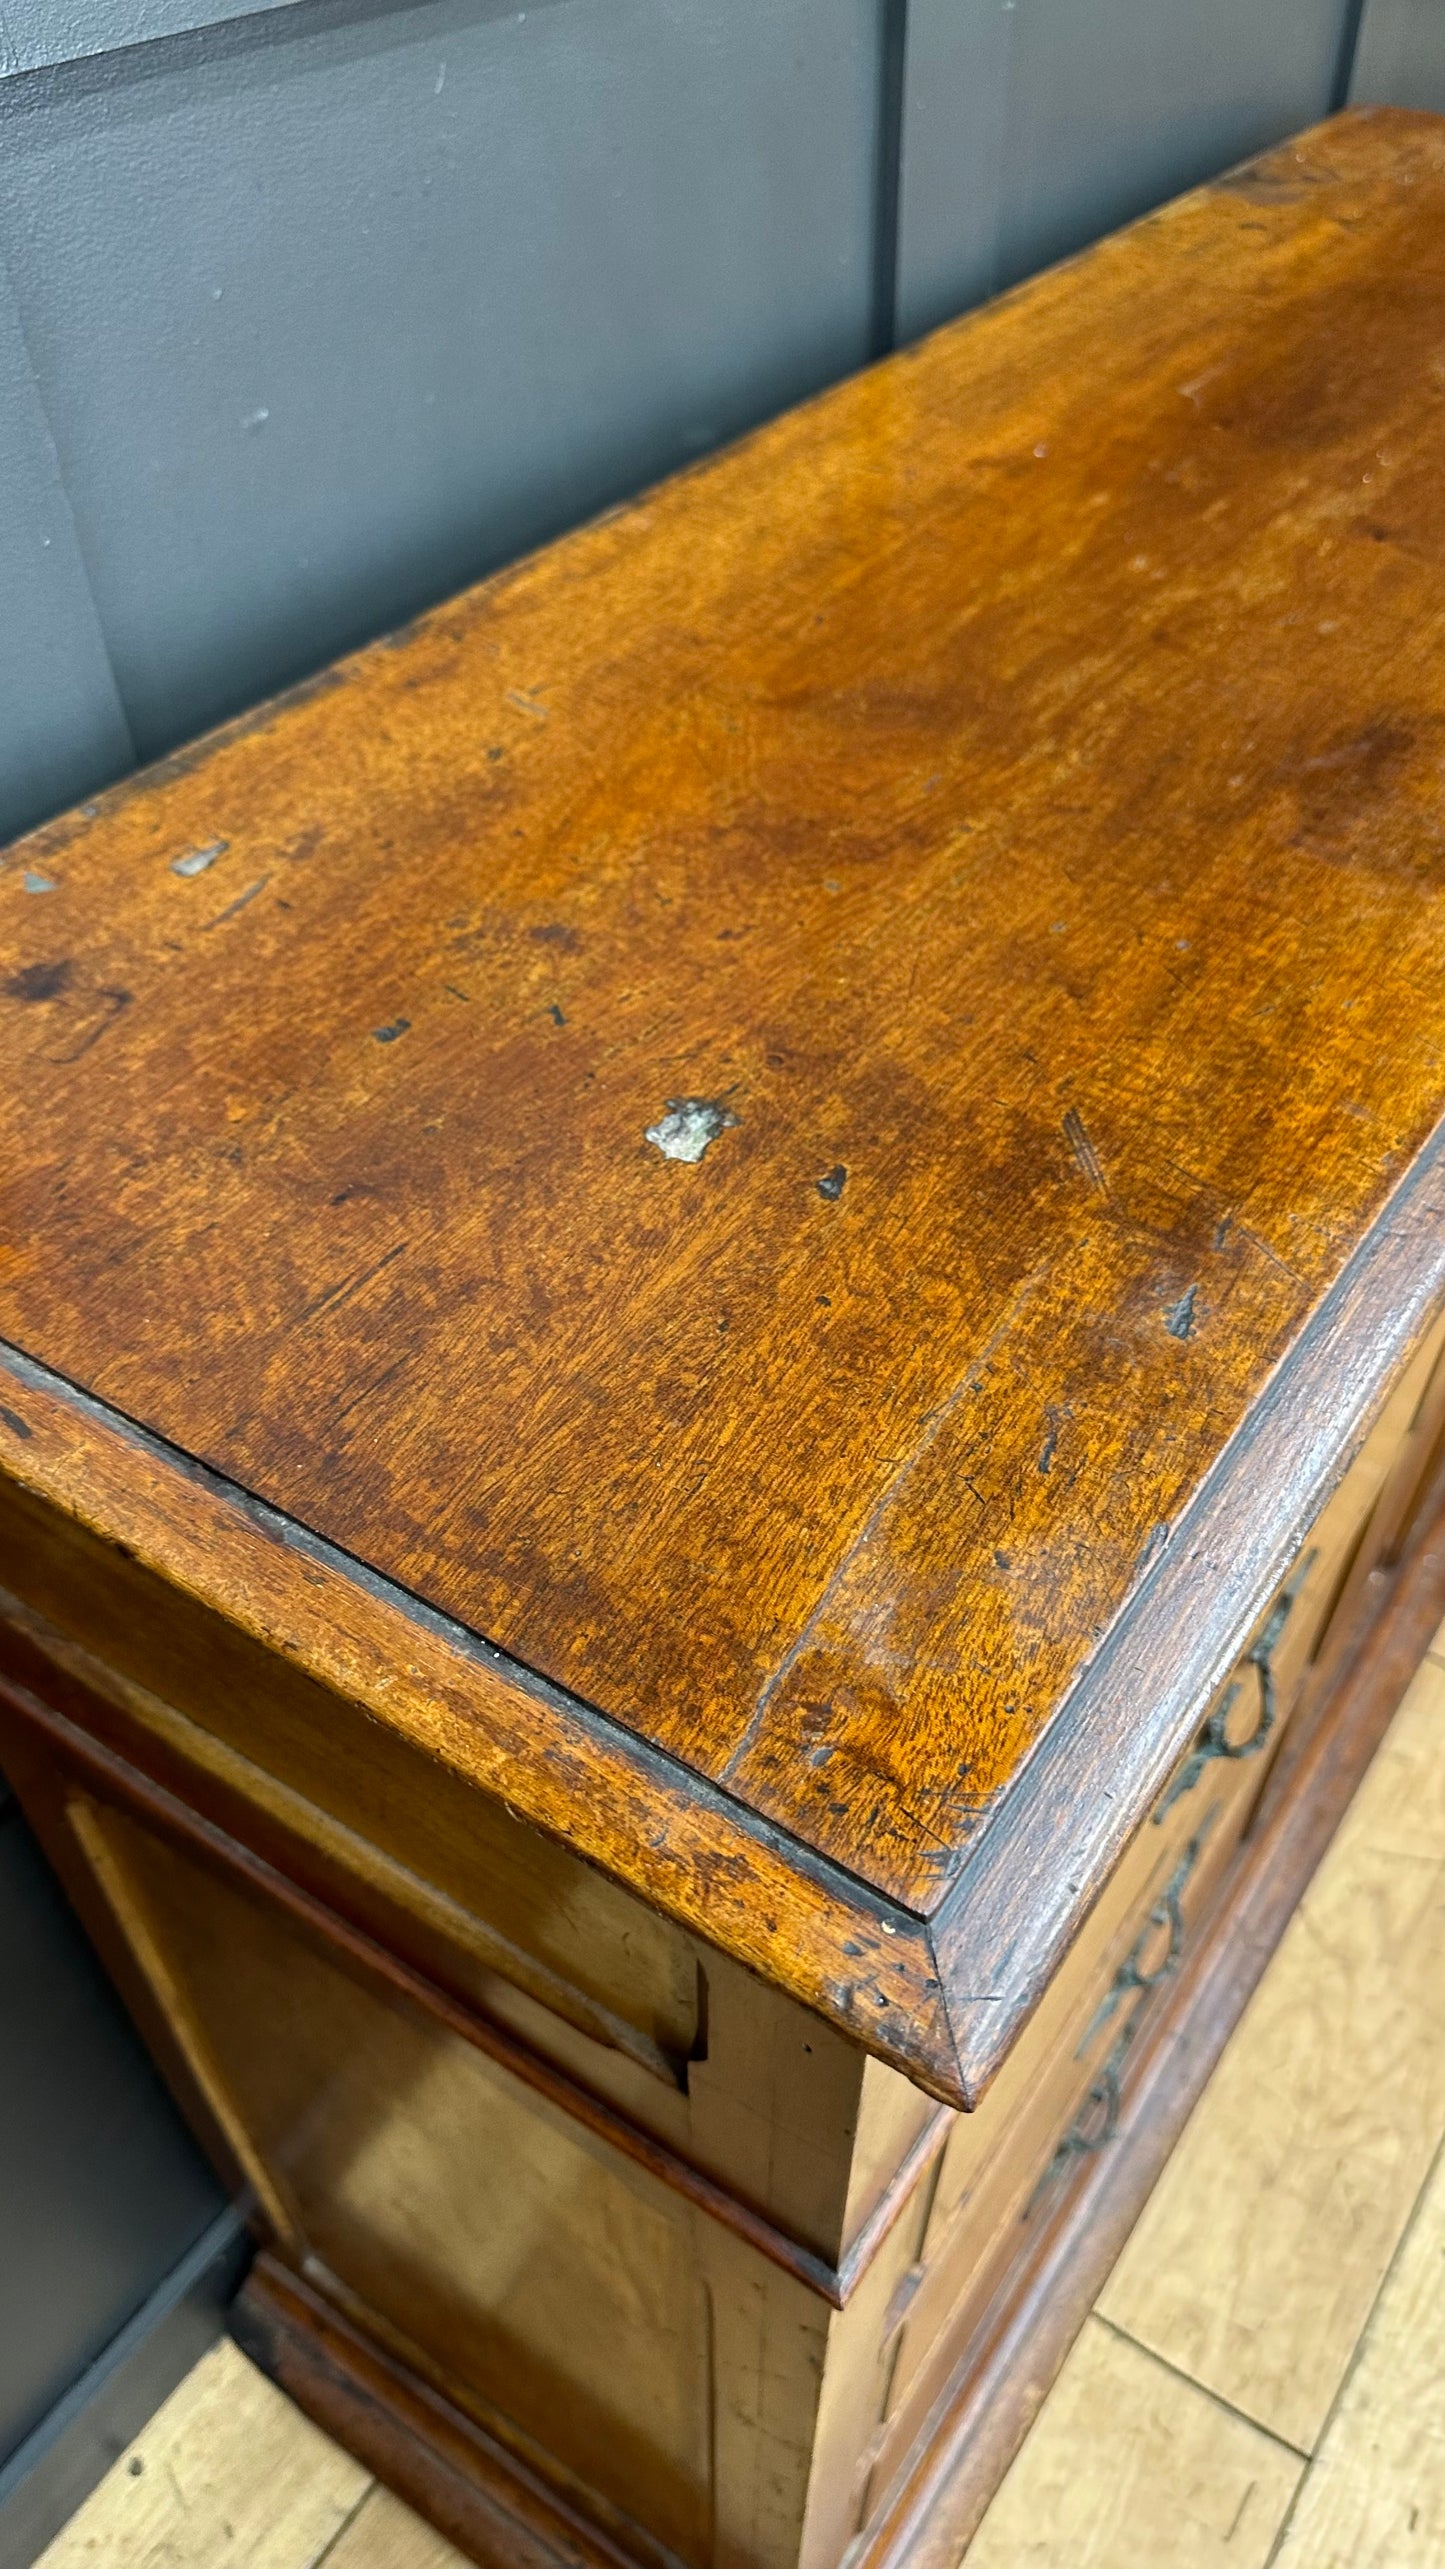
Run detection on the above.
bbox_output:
[3,108,1445,2065]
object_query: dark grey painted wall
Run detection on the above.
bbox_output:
[0,3,301,71]
[0,1802,226,2467]
[994,0,1354,289]
[895,0,1359,343]
[0,0,1434,851]
[1351,0,1445,111]
[0,258,136,836]
[0,0,881,782]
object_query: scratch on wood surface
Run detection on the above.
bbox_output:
[1063,1107,1108,1194]
[202,877,268,930]
[51,989,133,1064]
[724,1268,1053,1781]
[293,1242,411,1329]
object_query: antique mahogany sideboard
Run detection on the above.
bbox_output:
[4,104,1445,2569]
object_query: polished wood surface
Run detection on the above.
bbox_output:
[3,111,1445,2079]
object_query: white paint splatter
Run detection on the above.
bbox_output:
[645,1098,739,1165]
[172,841,229,878]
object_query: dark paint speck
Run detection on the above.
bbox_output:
[4,959,72,1003]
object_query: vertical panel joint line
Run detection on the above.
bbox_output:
[1331,0,1373,111]
[870,0,909,358]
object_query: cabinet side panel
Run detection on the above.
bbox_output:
[0,1512,874,2260]
[66,1790,717,2568]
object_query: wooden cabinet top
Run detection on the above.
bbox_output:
[5,107,1445,2106]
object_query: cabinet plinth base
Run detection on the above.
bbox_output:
[231,2256,654,2569]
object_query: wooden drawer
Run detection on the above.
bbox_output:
[871,1746,1253,2462]
[1303,1306,1445,1704]
[854,1304,1445,2527]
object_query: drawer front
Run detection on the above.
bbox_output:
[876,1761,1247,2445]
[859,1303,1445,2520]
[1303,1304,1445,1703]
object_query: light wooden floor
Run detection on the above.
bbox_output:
[37,1636,1445,2569]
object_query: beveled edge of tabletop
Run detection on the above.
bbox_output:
[3,1109,1444,2113]
[933,1112,1445,2096]
[0,1334,966,2102]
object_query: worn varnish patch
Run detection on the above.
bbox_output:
[4,111,1445,1914]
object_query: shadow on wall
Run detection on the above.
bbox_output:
[0,0,1433,849]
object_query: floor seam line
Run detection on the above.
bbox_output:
[1087,2311,1310,2461]
[310,2474,379,2567]
[1260,2118,1445,2568]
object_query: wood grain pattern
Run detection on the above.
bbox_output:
[34,2336,369,2569]
[855,1479,1445,2569]
[961,2316,1302,2567]
[1097,1650,1445,2450]
[934,1142,1445,2095]
[1272,2142,1445,2567]
[2,110,1445,2019]
[232,2256,691,2569]
[327,2486,471,2569]
[34,1595,1445,2569]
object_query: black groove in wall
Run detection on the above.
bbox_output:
[870,0,909,359]
[1332,0,1373,107]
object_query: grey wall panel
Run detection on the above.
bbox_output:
[0,0,880,764]
[995,0,1355,292]
[0,1,304,76]
[895,0,1013,344]
[0,2207,249,2565]
[0,1814,225,2466]
[0,254,134,846]
[1350,0,1445,109]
